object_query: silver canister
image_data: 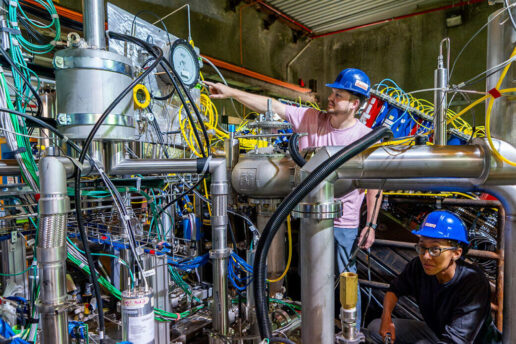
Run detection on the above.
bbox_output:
[121,288,155,344]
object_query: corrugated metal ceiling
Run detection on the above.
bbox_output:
[264,0,451,34]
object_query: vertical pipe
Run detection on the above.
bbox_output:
[503,213,515,344]
[300,217,335,343]
[119,249,132,292]
[82,0,106,49]
[482,185,516,344]
[434,46,448,145]
[256,203,285,295]
[154,255,171,344]
[39,87,56,149]
[486,7,516,145]
[37,153,70,344]
[160,202,174,241]
[209,158,229,343]
[245,248,260,343]
[496,206,505,331]
[297,181,337,344]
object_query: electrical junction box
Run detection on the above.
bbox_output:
[446,15,462,27]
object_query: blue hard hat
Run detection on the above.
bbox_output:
[412,210,469,245]
[325,68,371,97]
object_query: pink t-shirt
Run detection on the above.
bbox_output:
[285,105,371,228]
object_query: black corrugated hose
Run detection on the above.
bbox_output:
[252,126,392,340]
[288,133,306,167]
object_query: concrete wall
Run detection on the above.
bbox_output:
[59,0,502,122]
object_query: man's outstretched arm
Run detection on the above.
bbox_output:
[205,81,287,120]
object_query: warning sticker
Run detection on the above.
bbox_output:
[128,311,155,344]
[122,297,149,309]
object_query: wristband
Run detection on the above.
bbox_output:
[367,222,377,230]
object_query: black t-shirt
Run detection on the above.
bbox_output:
[389,258,492,344]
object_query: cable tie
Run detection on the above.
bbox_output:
[12,147,26,155]
[0,27,20,35]
[9,1,17,7]
[201,156,212,175]
[124,215,131,221]
[10,22,17,27]
[51,13,59,19]
[11,38,18,46]
[62,135,69,143]
[136,176,141,191]
[50,40,57,46]
[79,262,85,269]
[488,88,502,99]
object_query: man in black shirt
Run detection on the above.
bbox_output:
[367,210,500,344]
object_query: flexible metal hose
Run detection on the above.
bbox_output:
[38,214,66,248]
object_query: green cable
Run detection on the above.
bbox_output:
[168,265,202,303]
[68,253,204,320]
[0,265,34,276]
[0,72,39,189]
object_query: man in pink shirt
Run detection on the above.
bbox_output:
[206,68,382,326]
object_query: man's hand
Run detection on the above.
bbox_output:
[379,316,396,343]
[205,81,234,99]
[358,226,375,249]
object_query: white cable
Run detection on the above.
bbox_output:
[201,56,242,119]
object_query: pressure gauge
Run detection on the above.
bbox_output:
[170,39,200,88]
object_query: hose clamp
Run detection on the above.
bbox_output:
[209,248,231,259]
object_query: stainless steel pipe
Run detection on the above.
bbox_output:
[255,201,285,295]
[108,146,200,175]
[37,154,70,344]
[0,159,22,175]
[82,0,106,49]
[434,43,448,146]
[341,145,486,179]
[479,185,516,344]
[292,180,341,344]
[208,158,230,343]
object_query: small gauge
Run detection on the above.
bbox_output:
[170,39,200,88]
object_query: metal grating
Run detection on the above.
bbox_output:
[264,0,451,34]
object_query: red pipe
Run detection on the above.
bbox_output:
[256,0,313,34]
[311,0,487,39]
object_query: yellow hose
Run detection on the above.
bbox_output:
[267,215,292,283]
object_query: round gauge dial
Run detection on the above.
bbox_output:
[170,39,200,88]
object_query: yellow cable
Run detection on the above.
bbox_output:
[451,192,478,200]
[486,88,516,166]
[384,191,477,199]
[203,178,212,216]
[267,215,292,283]
[446,95,489,125]
[384,191,453,197]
